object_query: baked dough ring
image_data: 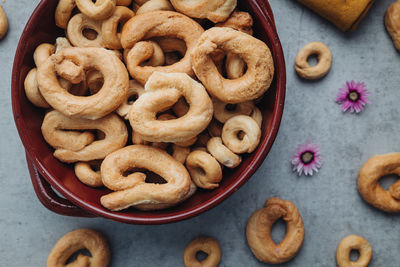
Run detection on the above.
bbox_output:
[42,110,128,163]
[129,72,213,143]
[55,0,76,29]
[0,6,6,40]
[37,47,129,120]
[55,37,72,53]
[336,235,372,267]
[34,43,56,67]
[215,11,253,35]
[246,197,305,264]
[170,0,236,23]
[295,42,332,80]
[385,0,400,51]
[136,0,174,14]
[116,80,145,120]
[217,11,254,80]
[67,13,104,48]
[184,236,221,267]
[102,6,135,49]
[186,150,222,190]
[121,11,204,85]
[221,115,261,154]
[172,144,191,164]
[250,107,263,128]
[191,27,274,104]
[24,68,50,108]
[47,228,110,267]
[75,0,117,20]
[213,97,254,123]
[207,137,241,168]
[100,145,191,211]
[75,161,103,187]
[358,153,400,212]
[123,40,166,67]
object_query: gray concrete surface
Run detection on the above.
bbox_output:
[1,0,400,266]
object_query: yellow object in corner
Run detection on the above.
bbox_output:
[296,0,375,31]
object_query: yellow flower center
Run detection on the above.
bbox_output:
[301,151,314,164]
[348,91,360,102]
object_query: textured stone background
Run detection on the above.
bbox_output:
[1,0,400,266]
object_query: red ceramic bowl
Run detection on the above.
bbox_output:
[12,0,286,224]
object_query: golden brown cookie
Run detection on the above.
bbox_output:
[246,197,305,264]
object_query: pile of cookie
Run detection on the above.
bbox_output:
[24,0,275,211]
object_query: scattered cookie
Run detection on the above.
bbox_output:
[246,197,305,264]
[47,228,110,267]
[295,42,332,80]
[336,235,372,267]
[184,236,221,267]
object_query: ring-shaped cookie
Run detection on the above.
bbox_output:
[217,11,254,80]
[55,0,76,29]
[191,27,274,104]
[123,41,166,67]
[250,107,263,128]
[75,161,103,187]
[102,6,135,49]
[175,136,198,147]
[116,80,145,119]
[121,11,204,85]
[186,150,222,190]
[215,11,253,35]
[0,6,7,40]
[67,14,104,48]
[336,235,372,267]
[386,1,400,51]
[172,144,191,164]
[24,68,50,108]
[221,115,261,154]
[100,145,191,211]
[25,68,87,108]
[34,43,55,67]
[41,110,128,163]
[37,47,129,120]
[358,153,400,212]
[47,228,110,267]
[184,236,221,267]
[55,37,72,53]
[207,137,241,168]
[295,42,332,80]
[170,0,236,23]
[129,72,213,143]
[246,197,305,264]
[213,97,254,123]
[75,0,116,20]
[136,0,174,15]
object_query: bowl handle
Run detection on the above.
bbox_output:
[25,152,96,218]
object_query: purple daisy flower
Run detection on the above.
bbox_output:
[336,81,370,113]
[291,141,322,176]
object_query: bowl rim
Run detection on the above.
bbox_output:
[11,0,286,224]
